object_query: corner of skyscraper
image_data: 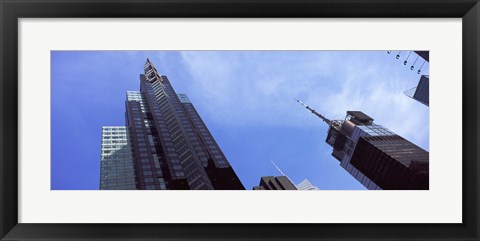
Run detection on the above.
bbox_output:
[297,101,429,190]
[100,59,245,190]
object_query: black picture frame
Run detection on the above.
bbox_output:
[1,0,479,240]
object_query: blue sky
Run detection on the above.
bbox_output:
[51,50,429,190]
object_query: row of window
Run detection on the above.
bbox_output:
[100,174,135,179]
[100,185,136,190]
[100,167,135,171]
[101,176,135,181]
[103,127,127,130]
[102,139,128,143]
[101,156,133,160]
[101,145,130,150]
[101,182,136,187]
[102,136,128,140]
[101,149,132,154]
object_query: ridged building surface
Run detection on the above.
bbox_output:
[100,59,245,190]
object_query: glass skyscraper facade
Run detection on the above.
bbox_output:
[297,99,429,190]
[405,75,429,106]
[296,179,320,190]
[325,111,429,190]
[100,59,245,190]
[100,126,136,190]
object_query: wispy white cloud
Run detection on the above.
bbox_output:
[177,51,429,150]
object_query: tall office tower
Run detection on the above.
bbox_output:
[296,100,429,190]
[100,59,245,190]
[100,126,136,190]
[404,75,429,106]
[253,176,298,190]
[296,179,320,190]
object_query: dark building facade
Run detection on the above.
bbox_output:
[100,59,245,190]
[349,135,429,190]
[414,51,429,62]
[297,101,429,190]
[253,176,297,190]
[405,75,429,106]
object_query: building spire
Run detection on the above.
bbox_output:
[271,160,295,185]
[271,160,287,177]
[295,99,332,125]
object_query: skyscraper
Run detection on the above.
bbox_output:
[100,59,245,190]
[404,75,429,106]
[296,179,320,190]
[297,100,429,190]
[100,126,136,190]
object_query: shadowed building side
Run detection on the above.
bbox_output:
[350,135,429,190]
[297,100,429,190]
[100,59,245,190]
[404,75,429,106]
[253,161,320,190]
[253,176,297,190]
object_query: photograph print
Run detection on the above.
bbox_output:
[51,50,429,191]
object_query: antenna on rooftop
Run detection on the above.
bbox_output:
[271,160,295,185]
[271,160,287,177]
[295,99,332,125]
